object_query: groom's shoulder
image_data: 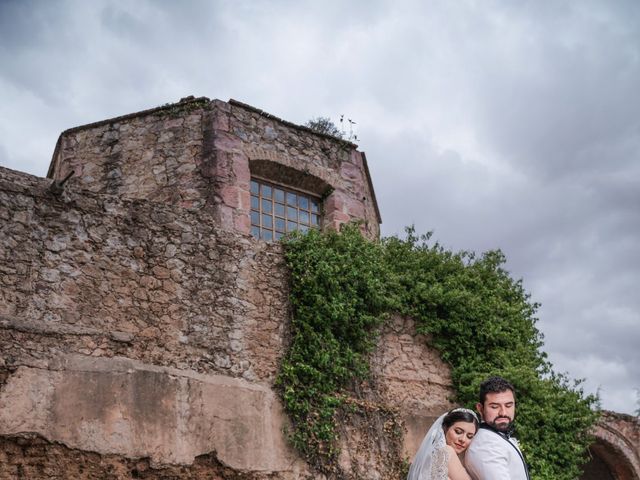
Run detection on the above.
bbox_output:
[469,426,502,449]
[473,427,494,439]
[466,428,497,464]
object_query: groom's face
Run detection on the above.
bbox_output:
[476,390,515,432]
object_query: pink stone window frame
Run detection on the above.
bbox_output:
[250,178,321,241]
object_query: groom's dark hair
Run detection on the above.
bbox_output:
[479,376,516,404]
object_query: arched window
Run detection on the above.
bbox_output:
[250,179,321,241]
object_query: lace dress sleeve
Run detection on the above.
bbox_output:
[429,445,449,480]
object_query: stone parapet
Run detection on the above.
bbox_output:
[48,97,381,239]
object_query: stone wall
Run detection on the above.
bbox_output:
[1,166,288,383]
[372,315,455,459]
[1,165,311,477]
[0,101,446,479]
[0,165,449,478]
[0,434,289,479]
[48,99,208,208]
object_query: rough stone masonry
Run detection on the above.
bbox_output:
[0,97,454,479]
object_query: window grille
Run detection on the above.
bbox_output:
[250,179,321,241]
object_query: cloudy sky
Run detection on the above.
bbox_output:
[1,0,638,414]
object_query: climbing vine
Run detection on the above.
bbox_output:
[277,225,599,480]
[277,226,392,472]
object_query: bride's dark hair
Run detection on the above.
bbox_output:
[442,408,479,432]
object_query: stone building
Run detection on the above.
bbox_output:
[0,96,638,479]
[0,97,453,478]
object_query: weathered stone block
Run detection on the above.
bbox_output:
[0,355,305,472]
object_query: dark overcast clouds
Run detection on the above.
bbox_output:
[1,0,639,414]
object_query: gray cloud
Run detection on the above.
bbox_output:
[0,0,638,414]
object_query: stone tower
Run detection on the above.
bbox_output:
[47,96,381,240]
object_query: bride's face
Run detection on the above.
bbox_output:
[445,421,476,454]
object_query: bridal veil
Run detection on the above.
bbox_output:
[406,413,449,480]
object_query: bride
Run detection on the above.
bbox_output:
[407,408,479,480]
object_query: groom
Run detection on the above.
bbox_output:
[464,376,530,480]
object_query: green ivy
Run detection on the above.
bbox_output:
[278,225,599,479]
[277,226,392,469]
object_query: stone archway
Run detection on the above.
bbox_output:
[581,446,616,480]
[580,412,640,480]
